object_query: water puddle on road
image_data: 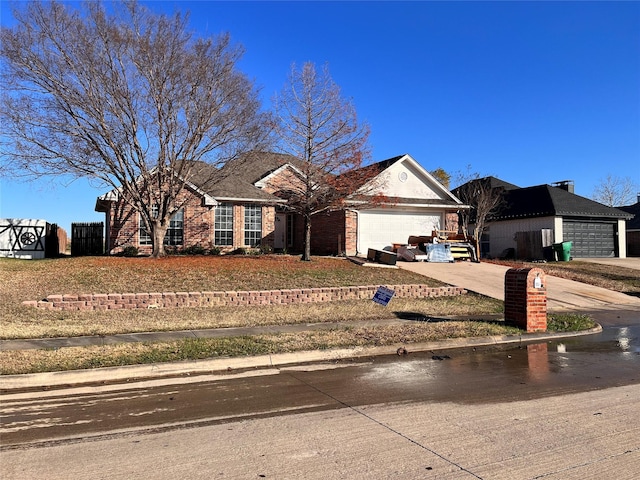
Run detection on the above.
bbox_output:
[341,325,640,405]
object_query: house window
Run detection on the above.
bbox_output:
[139,205,158,246]
[214,203,233,246]
[244,205,262,247]
[165,209,184,246]
[139,206,184,246]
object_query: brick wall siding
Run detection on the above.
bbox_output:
[105,190,278,254]
[344,210,358,256]
[310,210,347,255]
[23,284,466,311]
[504,267,547,332]
[106,188,214,255]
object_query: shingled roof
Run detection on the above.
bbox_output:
[98,151,464,209]
[493,184,633,221]
[618,200,640,230]
[187,152,302,203]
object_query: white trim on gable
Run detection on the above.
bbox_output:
[400,154,463,204]
[357,154,466,206]
[184,180,217,207]
[214,196,288,204]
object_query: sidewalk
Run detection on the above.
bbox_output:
[1,317,458,351]
[0,319,601,390]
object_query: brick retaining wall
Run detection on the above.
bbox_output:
[22,285,466,311]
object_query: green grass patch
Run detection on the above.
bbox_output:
[547,313,597,332]
[1,320,525,375]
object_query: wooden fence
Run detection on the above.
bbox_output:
[515,229,553,260]
[71,222,104,256]
[45,224,68,257]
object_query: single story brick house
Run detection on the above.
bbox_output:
[96,152,466,256]
[458,178,633,259]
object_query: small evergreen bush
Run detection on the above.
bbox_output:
[121,245,139,257]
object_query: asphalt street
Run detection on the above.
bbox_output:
[2,338,639,479]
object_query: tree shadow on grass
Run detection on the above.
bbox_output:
[392,311,506,325]
[623,291,640,299]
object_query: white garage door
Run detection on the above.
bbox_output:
[358,209,442,253]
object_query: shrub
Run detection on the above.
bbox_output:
[180,244,207,255]
[259,244,274,255]
[121,245,139,257]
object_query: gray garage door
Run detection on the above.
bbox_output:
[562,220,615,258]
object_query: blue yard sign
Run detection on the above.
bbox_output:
[372,286,395,306]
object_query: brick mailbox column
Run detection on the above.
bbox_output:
[504,267,547,332]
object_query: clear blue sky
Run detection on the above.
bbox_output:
[1,1,639,233]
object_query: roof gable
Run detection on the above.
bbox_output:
[254,163,305,189]
[358,154,464,206]
[193,152,297,203]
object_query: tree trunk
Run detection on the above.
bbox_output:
[301,214,312,261]
[473,224,483,262]
[150,220,168,258]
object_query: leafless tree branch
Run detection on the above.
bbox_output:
[1,0,270,256]
[591,174,638,207]
[272,62,376,260]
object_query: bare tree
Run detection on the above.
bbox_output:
[591,174,638,207]
[272,62,376,261]
[452,169,505,260]
[1,1,269,257]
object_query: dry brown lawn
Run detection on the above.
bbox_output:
[1,255,503,339]
[2,256,604,374]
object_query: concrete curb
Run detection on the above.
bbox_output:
[0,325,602,391]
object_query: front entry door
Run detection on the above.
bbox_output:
[274,214,286,250]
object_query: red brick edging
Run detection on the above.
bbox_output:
[22,285,466,311]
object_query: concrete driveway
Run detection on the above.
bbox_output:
[398,260,640,311]
[578,257,640,270]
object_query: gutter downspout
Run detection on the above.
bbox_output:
[354,210,359,257]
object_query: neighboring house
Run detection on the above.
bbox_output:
[95,152,466,256]
[618,195,640,257]
[461,179,632,259]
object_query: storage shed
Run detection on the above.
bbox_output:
[0,219,49,259]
